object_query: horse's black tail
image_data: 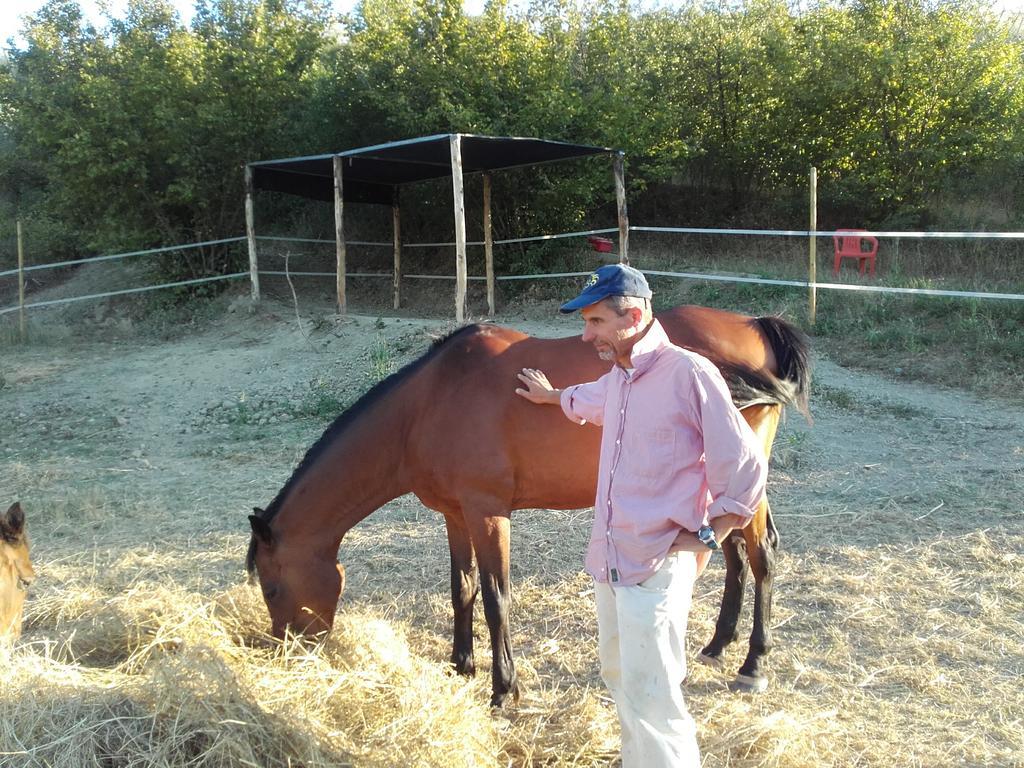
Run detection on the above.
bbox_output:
[717,315,811,422]
[753,315,811,420]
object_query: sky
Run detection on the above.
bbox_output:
[2,0,1022,45]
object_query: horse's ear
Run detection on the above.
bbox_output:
[2,502,25,542]
[249,514,274,547]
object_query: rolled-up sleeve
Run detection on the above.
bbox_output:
[693,365,768,522]
[559,374,610,426]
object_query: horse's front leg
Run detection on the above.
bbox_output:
[443,512,478,677]
[464,507,518,708]
[732,503,779,693]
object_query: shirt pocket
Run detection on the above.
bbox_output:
[628,427,676,480]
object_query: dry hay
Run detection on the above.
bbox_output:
[3,574,501,767]
[5,519,1020,767]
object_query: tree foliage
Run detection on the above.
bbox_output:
[0,0,1021,272]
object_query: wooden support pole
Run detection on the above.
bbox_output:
[244,165,260,303]
[483,172,495,317]
[333,155,347,315]
[450,134,468,323]
[809,166,818,326]
[392,188,401,311]
[613,152,629,264]
[17,219,26,342]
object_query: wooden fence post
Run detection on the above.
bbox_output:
[614,152,629,264]
[809,166,818,326]
[450,135,468,323]
[483,172,495,317]
[244,165,260,303]
[392,188,401,311]
[333,155,347,315]
[17,219,26,342]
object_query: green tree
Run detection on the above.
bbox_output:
[2,0,1023,274]
[793,0,1024,223]
[1,0,330,272]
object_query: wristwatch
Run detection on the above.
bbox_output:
[697,525,720,550]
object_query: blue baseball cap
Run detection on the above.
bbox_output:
[559,264,652,314]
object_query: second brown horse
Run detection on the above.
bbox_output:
[1,502,34,640]
[248,305,810,706]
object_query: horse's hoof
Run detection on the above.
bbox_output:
[490,686,519,709]
[698,652,725,669]
[730,673,769,693]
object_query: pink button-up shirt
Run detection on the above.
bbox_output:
[559,319,768,586]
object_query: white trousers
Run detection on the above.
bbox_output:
[595,551,701,768]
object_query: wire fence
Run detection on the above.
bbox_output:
[2,226,1022,322]
[250,226,1024,302]
[0,237,249,317]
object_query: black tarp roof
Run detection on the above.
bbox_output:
[248,134,615,205]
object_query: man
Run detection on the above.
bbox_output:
[514,263,767,767]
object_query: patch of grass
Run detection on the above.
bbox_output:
[200,378,356,430]
[814,383,858,411]
[197,337,399,432]
[132,288,244,340]
[0,315,75,348]
[298,376,355,420]
[367,332,395,381]
[882,401,927,419]
[771,429,811,470]
[814,292,1024,399]
[813,383,927,419]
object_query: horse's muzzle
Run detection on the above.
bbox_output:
[275,613,333,641]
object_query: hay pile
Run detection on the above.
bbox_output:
[4,523,1022,767]
[1,576,502,767]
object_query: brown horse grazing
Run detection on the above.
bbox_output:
[1,502,34,640]
[248,305,810,706]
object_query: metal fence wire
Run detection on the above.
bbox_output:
[2,227,1022,320]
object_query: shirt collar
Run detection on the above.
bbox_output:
[619,319,671,377]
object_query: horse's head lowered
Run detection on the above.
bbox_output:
[247,510,346,639]
[1,501,34,639]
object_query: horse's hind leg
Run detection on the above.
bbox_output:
[731,503,779,693]
[443,512,479,677]
[725,403,781,693]
[699,527,749,668]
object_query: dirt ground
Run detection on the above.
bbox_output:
[2,289,1023,766]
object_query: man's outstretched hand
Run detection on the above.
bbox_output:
[515,368,561,405]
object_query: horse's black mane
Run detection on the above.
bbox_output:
[246,324,480,573]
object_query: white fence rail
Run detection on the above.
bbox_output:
[2,227,1022,324]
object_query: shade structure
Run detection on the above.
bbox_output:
[249,134,614,203]
[245,133,626,320]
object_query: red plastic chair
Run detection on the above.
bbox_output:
[833,229,878,276]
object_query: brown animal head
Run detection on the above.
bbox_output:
[247,509,345,639]
[1,502,34,639]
